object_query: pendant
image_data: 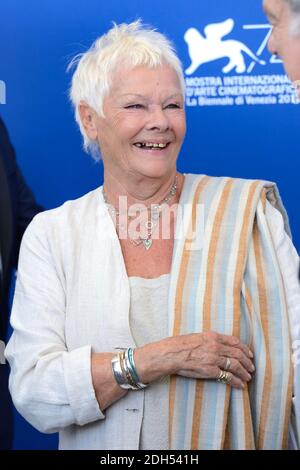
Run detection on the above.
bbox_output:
[143,238,152,250]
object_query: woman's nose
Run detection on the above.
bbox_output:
[146,106,169,131]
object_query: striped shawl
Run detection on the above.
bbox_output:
[168,174,293,449]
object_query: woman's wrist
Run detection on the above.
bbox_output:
[133,336,183,384]
[111,348,148,390]
[91,352,127,411]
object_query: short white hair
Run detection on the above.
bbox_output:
[68,20,185,159]
[285,0,300,35]
[286,0,300,13]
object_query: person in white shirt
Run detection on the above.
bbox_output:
[5,20,300,450]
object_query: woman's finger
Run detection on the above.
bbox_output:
[218,346,255,373]
[218,334,253,359]
[177,366,246,390]
[219,356,253,383]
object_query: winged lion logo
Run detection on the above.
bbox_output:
[184,18,266,75]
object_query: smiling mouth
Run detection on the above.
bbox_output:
[133,142,170,150]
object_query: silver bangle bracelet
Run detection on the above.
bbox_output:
[126,348,148,390]
[111,349,149,391]
[111,354,132,390]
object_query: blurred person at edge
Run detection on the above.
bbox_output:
[263,0,300,437]
[5,21,300,450]
[0,116,42,449]
[263,0,300,93]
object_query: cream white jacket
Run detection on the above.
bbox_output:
[5,175,300,449]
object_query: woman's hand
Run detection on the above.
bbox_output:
[91,332,254,413]
[134,332,255,390]
[174,332,254,389]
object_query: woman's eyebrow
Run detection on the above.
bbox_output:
[164,93,183,100]
[120,93,183,100]
[120,93,147,99]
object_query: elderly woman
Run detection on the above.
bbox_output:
[5,21,300,450]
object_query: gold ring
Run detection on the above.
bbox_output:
[224,358,231,371]
[217,370,230,384]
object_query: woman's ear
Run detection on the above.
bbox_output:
[78,102,98,140]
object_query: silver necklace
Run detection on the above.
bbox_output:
[103,175,177,250]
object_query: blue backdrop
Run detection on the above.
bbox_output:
[0,0,299,449]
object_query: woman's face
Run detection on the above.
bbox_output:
[87,64,186,180]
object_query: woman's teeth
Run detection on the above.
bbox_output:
[134,142,168,149]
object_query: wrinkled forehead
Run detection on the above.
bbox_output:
[108,64,183,99]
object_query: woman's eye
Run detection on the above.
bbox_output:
[165,103,181,109]
[125,104,144,109]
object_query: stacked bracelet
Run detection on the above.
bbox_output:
[111,348,148,390]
